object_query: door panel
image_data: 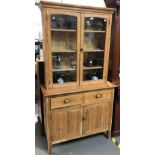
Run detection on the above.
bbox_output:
[80,14,109,85]
[82,102,110,135]
[51,106,81,142]
[47,11,80,88]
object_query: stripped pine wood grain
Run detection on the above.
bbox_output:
[39,1,115,154]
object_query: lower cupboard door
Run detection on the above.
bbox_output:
[51,105,81,142]
[82,102,111,135]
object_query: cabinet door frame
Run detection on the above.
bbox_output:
[82,101,112,135]
[45,9,81,89]
[51,105,82,143]
[80,13,112,85]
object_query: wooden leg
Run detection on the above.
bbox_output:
[108,130,111,139]
[45,97,52,154]
[48,141,52,155]
[47,132,52,155]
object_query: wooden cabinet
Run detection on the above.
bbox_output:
[39,1,115,154]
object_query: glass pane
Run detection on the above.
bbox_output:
[52,53,77,70]
[51,31,76,51]
[83,52,103,67]
[51,15,77,30]
[50,14,77,84]
[83,52,104,81]
[53,71,77,83]
[83,17,106,81]
[83,69,103,81]
[84,33,105,51]
[85,17,106,31]
[52,53,77,84]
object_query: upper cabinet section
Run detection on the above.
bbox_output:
[39,1,114,90]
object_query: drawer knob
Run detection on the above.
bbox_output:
[64,99,71,104]
[96,94,102,98]
[82,117,86,121]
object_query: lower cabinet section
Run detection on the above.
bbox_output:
[51,105,81,142]
[51,102,112,143]
[82,102,111,135]
[43,88,114,154]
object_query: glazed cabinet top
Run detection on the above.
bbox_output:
[39,1,115,96]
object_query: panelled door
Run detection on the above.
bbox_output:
[80,13,111,85]
[51,105,81,142]
[46,10,80,88]
[82,102,111,135]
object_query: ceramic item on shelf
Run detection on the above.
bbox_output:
[57,77,64,83]
[54,55,61,69]
[72,65,76,69]
[86,57,97,67]
[54,74,65,83]
[91,75,98,80]
[88,72,98,80]
[87,57,94,67]
[85,20,91,30]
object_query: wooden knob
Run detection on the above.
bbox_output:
[96,94,102,98]
[82,117,86,121]
[80,48,83,52]
[64,99,71,104]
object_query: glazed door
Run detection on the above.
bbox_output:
[51,106,81,142]
[47,10,80,88]
[80,14,111,85]
[82,102,111,135]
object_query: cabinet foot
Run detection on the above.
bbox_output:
[108,130,111,139]
[48,142,52,155]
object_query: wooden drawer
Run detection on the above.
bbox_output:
[51,94,83,109]
[84,89,112,104]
